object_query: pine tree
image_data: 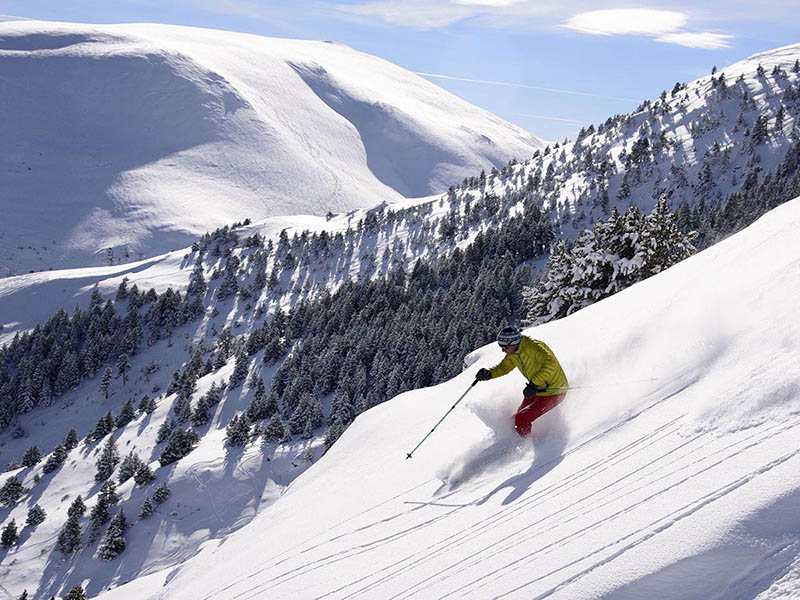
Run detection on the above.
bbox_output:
[159,428,199,466]
[67,495,86,519]
[288,392,323,435]
[91,411,114,441]
[115,398,137,429]
[1,519,18,547]
[98,509,127,560]
[64,428,79,451]
[42,444,67,474]
[95,436,120,482]
[226,414,251,447]
[172,395,192,423]
[64,585,87,600]
[152,482,171,504]
[0,475,24,506]
[88,481,119,541]
[133,462,156,486]
[324,419,344,451]
[26,503,46,527]
[101,367,113,399]
[263,413,286,443]
[118,451,143,484]
[21,445,42,467]
[56,514,82,554]
[156,418,175,444]
[229,348,249,388]
[139,497,155,519]
[191,395,211,427]
[116,354,131,385]
[138,394,157,414]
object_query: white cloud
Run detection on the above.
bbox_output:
[561,8,687,36]
[655,31,733,49]
[340,1,475,29]
[561,7,733,50]
[453,0,526,6]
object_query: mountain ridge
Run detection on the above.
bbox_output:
[0,20,543,276]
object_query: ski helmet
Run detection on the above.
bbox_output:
[497,326,522,348]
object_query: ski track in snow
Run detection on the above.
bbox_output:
[203,404,800,600]
[198,390,689,600]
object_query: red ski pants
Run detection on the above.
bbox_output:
[514,393,567,437]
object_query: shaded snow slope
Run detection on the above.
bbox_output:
[0,20,543,276]
[104,197,800,600]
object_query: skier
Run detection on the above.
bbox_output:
[475,326,569,436]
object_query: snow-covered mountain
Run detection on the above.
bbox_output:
[452,43,800,240]
[94,194,800,600]
[0,20,543,276]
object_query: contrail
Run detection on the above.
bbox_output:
[415,71,638,102]
[513,112,591,125]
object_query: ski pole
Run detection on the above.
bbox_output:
[543,377,658,393]
[406,380,478,460]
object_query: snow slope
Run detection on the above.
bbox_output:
[0,20,543,276]
[96,196,800,600]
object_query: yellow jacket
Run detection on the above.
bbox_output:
[489,335,568,396]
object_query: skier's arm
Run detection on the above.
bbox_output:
[488,355,515,379]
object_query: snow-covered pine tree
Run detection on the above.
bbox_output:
[67,495,86,519]
[91,411,114,441]
[95,436,120,482]
[138,394,157,414]
[116,353,131,385]
[640,197,697,277]
[226,414,251,447]
[159,428,200,466]
[64,586,87,600]
[263,413,286,443]
[1,519,18,547]
[26,503,46,527]
[21,445,42,467]
[101,367,113,399]
[64,428,79,451]
[155,418,175,444]
[0,475,24,506]
[115,398,137,429]
[98,509,127,560]
[117,451,143,484]
[139,496,155,518]
[190,395,211,427]
[288,392,323,435]
[133,461,156,486]
[88,481,119,541]
[56,514,82,554]
[229,347,249,388]
[152,482,171,504]
[172,395,192,423]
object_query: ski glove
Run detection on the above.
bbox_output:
[475,368,492,382]
[524,382,539,397]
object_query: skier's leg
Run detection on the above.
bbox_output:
[514,393,567,437]
[514,396,536,437]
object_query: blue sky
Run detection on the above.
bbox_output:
[1,1,797,141]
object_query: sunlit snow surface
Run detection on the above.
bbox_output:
[86,198,800,600]
[0,21,542,275]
